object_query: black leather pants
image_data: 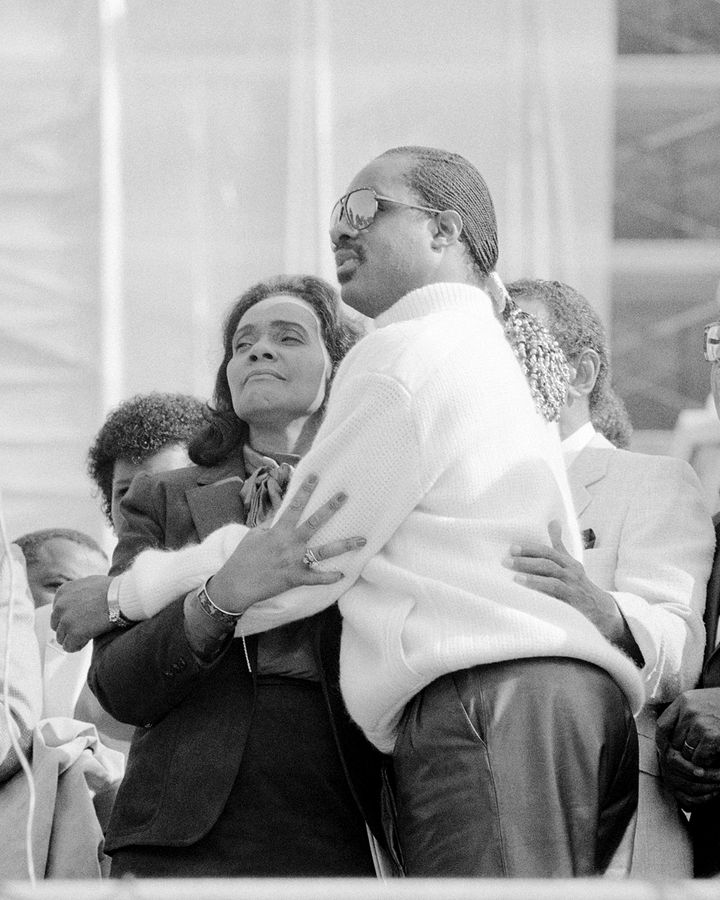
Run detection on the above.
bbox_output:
[393,657,638,877]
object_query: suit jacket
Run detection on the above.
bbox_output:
[701,517,720,686]
[690,517,720,877]
[89,457,388,853]
[568,432,713,711]
[566,432,715,875]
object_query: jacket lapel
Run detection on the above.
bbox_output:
[185,461,247,541]
[566,433,613,519]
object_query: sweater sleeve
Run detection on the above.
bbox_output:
[115,367,427,634]
[117,523,248,620]
[226,369,428,634]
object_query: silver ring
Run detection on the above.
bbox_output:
[682,739,697,759]
[302,548,321,569]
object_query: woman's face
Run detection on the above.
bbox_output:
[226,294,331,429]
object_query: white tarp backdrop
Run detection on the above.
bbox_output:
[0,0,615,543]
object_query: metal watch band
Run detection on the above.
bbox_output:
[107,576,132,628]
[196,580,243,628]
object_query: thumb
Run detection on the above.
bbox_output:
[548,519,567,553]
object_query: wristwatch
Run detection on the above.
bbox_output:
[107,576,133,628]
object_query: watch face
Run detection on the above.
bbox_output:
[108,608,129,628]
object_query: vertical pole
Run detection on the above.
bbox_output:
[312,0,334,281]
[98,0,125,412]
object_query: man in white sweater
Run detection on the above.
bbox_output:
[58,147,645,876]
[507,278,715,878]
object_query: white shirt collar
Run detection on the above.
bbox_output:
[561,422,596,469]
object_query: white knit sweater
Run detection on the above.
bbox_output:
[118,283,645,751]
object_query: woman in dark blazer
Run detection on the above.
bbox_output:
[88,275,392,877]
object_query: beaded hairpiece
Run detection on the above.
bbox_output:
[502,298,571,422]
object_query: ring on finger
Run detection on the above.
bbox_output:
[302,548,321,569]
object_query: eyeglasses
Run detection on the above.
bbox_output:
[704,322,720,362]
[330,187,441,232]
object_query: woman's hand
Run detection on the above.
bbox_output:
[206,473,366,614]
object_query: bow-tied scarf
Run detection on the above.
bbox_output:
[240,445,299,527]
[237,444,317,677]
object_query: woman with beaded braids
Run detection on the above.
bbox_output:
[67,147,643,878]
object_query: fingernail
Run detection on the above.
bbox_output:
[509,544,521,555]
[336,492,347,502]
[357,538,367,547]
[514,574,527,585]
[501,556,514,568]
[307,473,318,485]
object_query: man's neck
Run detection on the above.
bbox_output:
[557,403,591,441]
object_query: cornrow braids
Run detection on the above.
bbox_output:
[382,145,498,277]
[502,299,571,422]
[379,147,569,419]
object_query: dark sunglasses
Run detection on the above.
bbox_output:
[330,187,441,232]
[704,322,720,362]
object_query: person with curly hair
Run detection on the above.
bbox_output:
[49,393,205,651]
[87,392,206,531]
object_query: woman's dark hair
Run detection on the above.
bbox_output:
[189,274,364,466]
[88,392,206,524]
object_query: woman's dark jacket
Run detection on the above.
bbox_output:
[88,458,388,853]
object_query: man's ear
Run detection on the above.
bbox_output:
[568,347,600,401]
[430,209,463,249]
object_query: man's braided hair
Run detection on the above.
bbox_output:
[381,146,569,421]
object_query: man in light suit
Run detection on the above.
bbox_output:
[655,318,720,877]
[507,278,715,878]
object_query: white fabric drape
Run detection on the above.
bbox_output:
[0,0,615,540]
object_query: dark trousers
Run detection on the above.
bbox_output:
[111,678,373,878]
[393,657,638,877]
[690,801,720,877]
